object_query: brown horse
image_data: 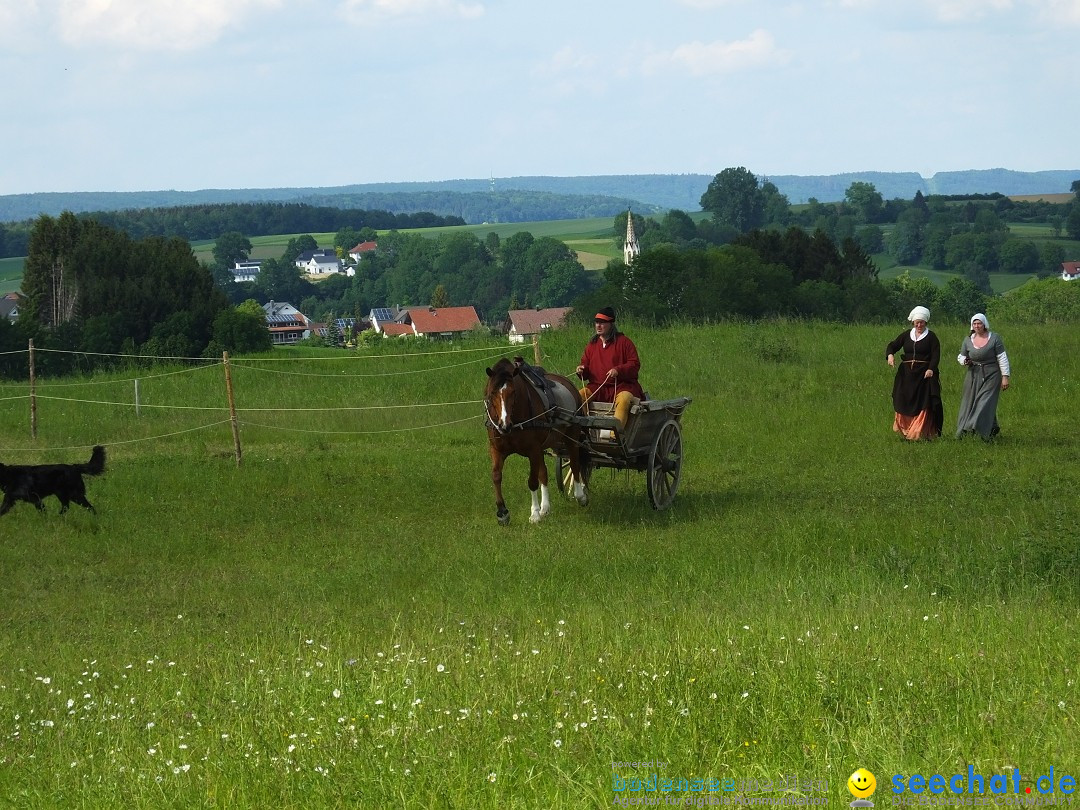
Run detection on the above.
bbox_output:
[484,358,589,525]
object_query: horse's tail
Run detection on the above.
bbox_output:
[577,436,590,472]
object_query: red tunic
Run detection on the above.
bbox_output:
[578,333,645,402]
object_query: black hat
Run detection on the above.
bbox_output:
[594,307,616,322]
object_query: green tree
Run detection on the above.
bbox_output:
[937,278,987,321]
[21,212,83,329]
[212,231,252,269]
[699,167,765,233]
[998,239,1040,275]
[430,284,450,308]
[208,307,273,355]
[760,180,792,227]
[844,182,884,224]
[1037,241,1065,278]
[855,225,884,255]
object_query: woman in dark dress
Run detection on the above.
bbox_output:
[885,305,943,440]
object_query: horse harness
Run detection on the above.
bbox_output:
[485,361,563,435]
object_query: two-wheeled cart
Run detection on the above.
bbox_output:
[552,396,691,510]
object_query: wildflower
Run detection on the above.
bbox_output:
[437,664,446,673]
[488,772,497,783]
[553,739,562,748]
[333,689,341,699]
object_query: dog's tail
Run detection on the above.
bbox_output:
[80,445,106,476]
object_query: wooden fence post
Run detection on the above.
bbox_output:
[28,339,37,440]
[532,333,541,365]
[222,351,242,466]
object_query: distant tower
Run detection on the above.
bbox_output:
[623,208,640,265]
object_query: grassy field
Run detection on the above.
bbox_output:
[0,321,1077,808]
[0,257,24,295]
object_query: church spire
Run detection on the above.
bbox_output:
[623,208,640,265]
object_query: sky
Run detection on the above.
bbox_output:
[1,0,1078,195]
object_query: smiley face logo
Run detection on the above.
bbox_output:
[847,768,877,799]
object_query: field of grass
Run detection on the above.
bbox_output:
[0,321,1077,807]
[0,257,24,295]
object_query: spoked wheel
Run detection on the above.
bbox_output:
[555,453,591,498]
[647,419,683,510]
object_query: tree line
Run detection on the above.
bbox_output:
[0,203,466,259]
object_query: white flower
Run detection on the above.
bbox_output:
[437,664,446,673]
[741,692,749,698]
[1059,701,1067,710]
[553,739,562,748]
[488,772,497,783]
[710,693,718,700]
[333,689,341,699]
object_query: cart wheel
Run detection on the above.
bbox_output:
[647,419,683,510]
[556,453,591,498]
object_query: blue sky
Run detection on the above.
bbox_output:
[1,0,1078,195]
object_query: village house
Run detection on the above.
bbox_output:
[262,301,312,345]
[0,292,21,324]
[506,307,573,345]
[294,249,342,276]
[232,260,261,283]
[348,241,377,263]
[368,306,482,339]
[1062,261,1080,281]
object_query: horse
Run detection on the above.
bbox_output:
[484,357,589,525]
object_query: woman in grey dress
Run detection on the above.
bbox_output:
[956,313,1010,439]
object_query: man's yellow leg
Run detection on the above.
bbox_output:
[578,387,590,415]
[614,391,634,429]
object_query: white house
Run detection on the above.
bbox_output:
[232,260,261,283]
[1062,261,1080,281]
[348,241,377,262]
[295,249,342,276]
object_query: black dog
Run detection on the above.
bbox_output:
[0,446,106,515]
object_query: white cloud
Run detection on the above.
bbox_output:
[533,45,598,77]
[0,0,41,44]
[338,0,484,25]
[1030,0,1080,24]
[924,0,1013,23]
[643,29,791,76]
[56,0,282,51]
[672,0,743,7]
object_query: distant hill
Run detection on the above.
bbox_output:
[2,169,1077,224]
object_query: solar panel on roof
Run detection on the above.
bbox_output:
[371,308,394,322]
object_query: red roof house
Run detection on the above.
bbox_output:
[404,306,482,339]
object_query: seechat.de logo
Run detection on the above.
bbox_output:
[848,768,877,808]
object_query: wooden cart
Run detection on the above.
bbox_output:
[552,396,691,510]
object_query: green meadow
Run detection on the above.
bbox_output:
[0,320,1077,808]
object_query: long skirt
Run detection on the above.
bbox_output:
[956,364,1002,440]
[891,366,943,441]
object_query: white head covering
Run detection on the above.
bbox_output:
[970,313,989,331]
[908,306,930,323]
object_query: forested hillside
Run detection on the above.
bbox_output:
[4,169,1078,224]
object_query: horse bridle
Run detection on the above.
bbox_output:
[484,375,552,436]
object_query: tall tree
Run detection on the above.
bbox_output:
[844,182,884,224]
[21,212,84,329]
[212,231,252,269]
[699,167,765,233]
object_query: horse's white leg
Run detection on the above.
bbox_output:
[539,483,551,518]
[530,488,542,523]
[574,476,588,507]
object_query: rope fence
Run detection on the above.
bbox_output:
[0,336,548,463]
